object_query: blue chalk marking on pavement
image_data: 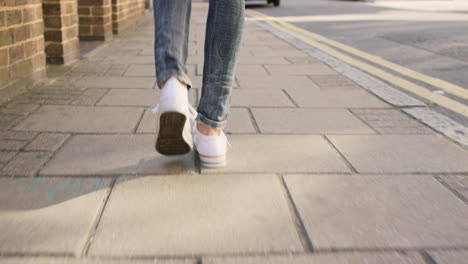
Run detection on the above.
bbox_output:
[26,177,45,192]
[92,179,105,193]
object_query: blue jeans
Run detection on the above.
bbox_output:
[153,0,245,129]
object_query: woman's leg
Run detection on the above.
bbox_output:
[153,0,193,89]
[196,0,245,130]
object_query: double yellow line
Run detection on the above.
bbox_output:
[246,9,468,117]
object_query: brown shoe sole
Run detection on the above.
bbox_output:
[155,112,191,155]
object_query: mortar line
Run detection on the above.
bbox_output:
[91,88,112,106]
[6,171,465,179]
[246,108,262,134]
[323,135,358,174]
[281,89,300,108]
[346,108,381,135]
[131,107,147,134]
[419,250,438,264]
[3,246,468,260]
[434,175,468,205]
[80,177,117,257]
[277,173,314,252]
[29,133,74,178]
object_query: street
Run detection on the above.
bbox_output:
[248,0,468,124]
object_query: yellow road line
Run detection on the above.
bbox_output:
[247,9,468,100]
[246,9,468,117]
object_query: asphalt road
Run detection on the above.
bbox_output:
[247,0,468,125]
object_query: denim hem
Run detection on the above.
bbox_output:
[195,113,227,130]
[156,70,193,90]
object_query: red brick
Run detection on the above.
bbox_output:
[0,48,8,65]
[44,29,62,42]
[31,52,45,69]
[79,25,91,35]
[0,29,14,47]
[5,0,15,7]
[78,8,90,15]
[63,26,78,40]
[79,0,104,6]
[9,44,24,63]
[0,11,5,28]
[7,10,22,26]
[23,39,37,57]
[0,67,9,87]
[15,0,30,6]
[22,7,36,23]
[30,22,43,37]
[36,6,43,19]
[14,25,30,42]
[42,4,61,16]
[63,3,75,15]
[36,37,44,50]
[44,17,62,28]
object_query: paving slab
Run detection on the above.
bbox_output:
[0,259,193,264]
[437,175,468,201]
[232,65,269,76]
[200,135,350,173]
[307,75,360,88]
[428,250,468,264]
[285,87,389,108]
[224,108,257,134]
[350,109,434,134]
[0,103,39,115]
[204,252,424,264]
[231,89,294,107]
[0,152,52,177]
[124,65,155,77]
[14,105,144,133]
[74,76,155,89]
[285,56,322,64]
[24,133,70,152]
[251,49,306,57]
[40,135,195,176]
[265,64,337,75]
[238,56,291,65]
[71,88,109,106]
[0,151,16,163]
[237,75,319,89]
[0,177,111,254]
[0,131,37,140]
[284,174,468,249]
[89,174,302,256]
[252,108,374,134]
[97,88,198,106]
[327,135,468,173]
[0,140,27,151]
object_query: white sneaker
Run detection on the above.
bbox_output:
[192,123,231,168]
[151,77,197,155]
[151,101,198,156]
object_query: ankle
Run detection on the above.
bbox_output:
[196,121,222,136]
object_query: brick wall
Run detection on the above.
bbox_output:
[43,0,80,64]
[112,0,146,34]
[0,0,46,97]
[78,0,112,40]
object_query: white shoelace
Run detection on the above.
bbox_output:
[151,104,231,148]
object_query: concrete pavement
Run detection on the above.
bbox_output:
[0,3,467,263]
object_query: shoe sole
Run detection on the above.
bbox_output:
[155,112,191,155]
